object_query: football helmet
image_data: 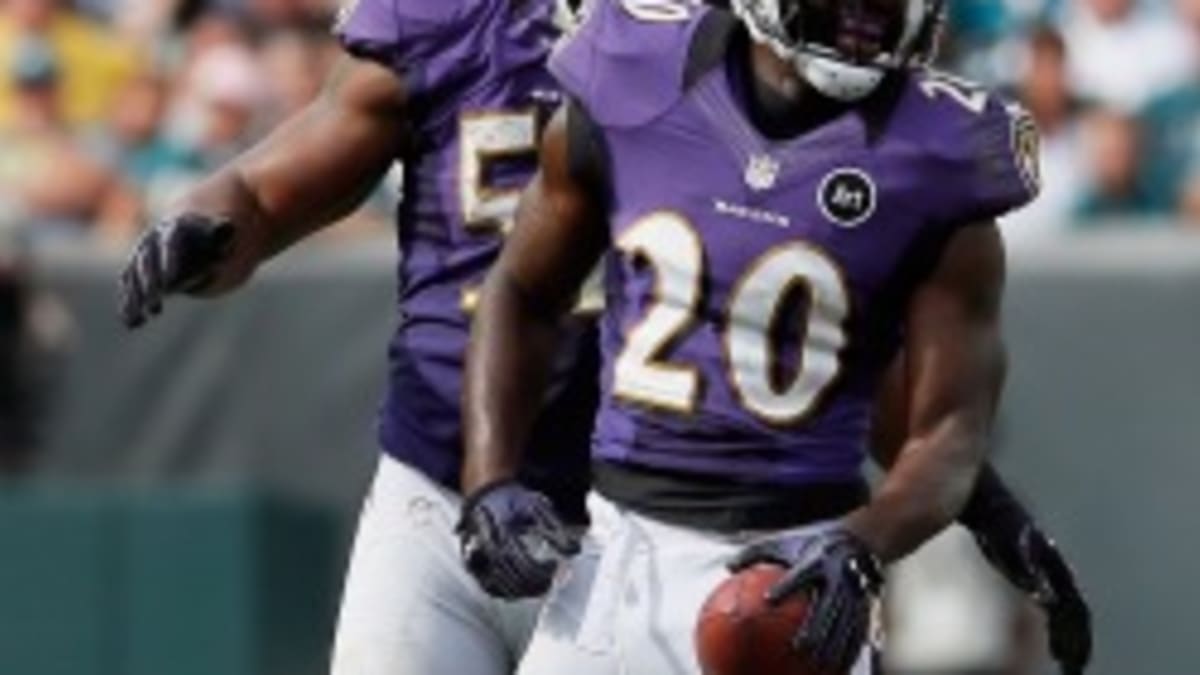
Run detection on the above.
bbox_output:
[730,0,947,101]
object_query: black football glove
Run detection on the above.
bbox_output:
[728,528,883,673]
[456,480,580,600]
[960,465,1092,675]
[117,213,234,328]
[976,523,1092,675]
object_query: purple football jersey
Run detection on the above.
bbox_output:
[552,3,1038,487]
[336,0,596,517]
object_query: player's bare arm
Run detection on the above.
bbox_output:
[728,224,1009,672]
[846,222,1008,563]
[872,356,1093,674]
[184,58,406,286]
[461,108,608,493]
[456,107,607,599]
[118,57,406,327]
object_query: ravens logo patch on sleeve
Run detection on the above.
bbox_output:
[1009,104,1041,197]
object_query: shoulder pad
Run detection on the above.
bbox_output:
[334,0,476,96]
[550,0,712,128]
[898,70,1041,223]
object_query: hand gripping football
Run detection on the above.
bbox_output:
[695,564,843,675]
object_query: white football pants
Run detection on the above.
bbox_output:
[331,454,542,675]
[516,493,877,675]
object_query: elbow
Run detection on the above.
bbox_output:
[900,417,990,531]
[936,455,984,527]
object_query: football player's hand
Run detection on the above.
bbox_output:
[117,213,235,328]
[976,524,1092,675]
[456,480,580,600]
[729,528,883,673]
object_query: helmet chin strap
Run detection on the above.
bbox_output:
[795,54,885,102]
[734,1,888,105]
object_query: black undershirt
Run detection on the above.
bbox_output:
[725,27,851,141]
[593,461,870,533]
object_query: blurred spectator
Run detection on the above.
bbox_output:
[1138,0,1200,220]
[1004,26,1087,244]
[260,28,327,120]
[0,35,136,240]
[0,0,141,130]
[246,0,331,29]
[1074,108,1156,220]
[1140,84,1200,217]
[180,9,249,67]
[103,0,181,46]
[1061,0,1194,111]
[943,0,1049,85]
[143,43,268,217]
[184,44,266,158]
[84,74,180,192]
[79,73,194,238]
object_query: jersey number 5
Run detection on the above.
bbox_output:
[458,110,539,311]
[614,213,850,424]
[459,110,539,234]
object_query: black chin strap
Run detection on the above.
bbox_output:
[729,33,849,140]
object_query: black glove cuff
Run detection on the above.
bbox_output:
[957,464,1032,536]
[458,478,522,529]
[830,529,885,594]
[851,545,885,594]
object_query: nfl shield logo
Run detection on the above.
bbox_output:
[744,154,781,192]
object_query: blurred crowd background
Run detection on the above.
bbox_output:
[0,2,1196,675]
[0,0,386,248]
[0,0,1199,246]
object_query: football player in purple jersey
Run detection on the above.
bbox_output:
[458,0,1089,673]
[116,1,598,673]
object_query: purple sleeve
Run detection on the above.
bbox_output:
[549,0,707,128]
[943,96,1042,224]
[333,0,471,97]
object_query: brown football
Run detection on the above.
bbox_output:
[695,563,839,675]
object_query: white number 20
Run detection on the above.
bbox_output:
[614,213,850,424]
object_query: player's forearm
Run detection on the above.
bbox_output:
[175,63,403,295]
[870,353,1025,539]
[845,413,986,562]
[462,268,566,494]
[172,166,271,295]
[229,100,396,255]
[872,436,1030,542]
[175,159,356,295]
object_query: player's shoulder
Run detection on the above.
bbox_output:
[551,0,730,128]
[887,68,1041,220]
[894,70,1034,161]
[334,0,518,96]
[334,0,474,45]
